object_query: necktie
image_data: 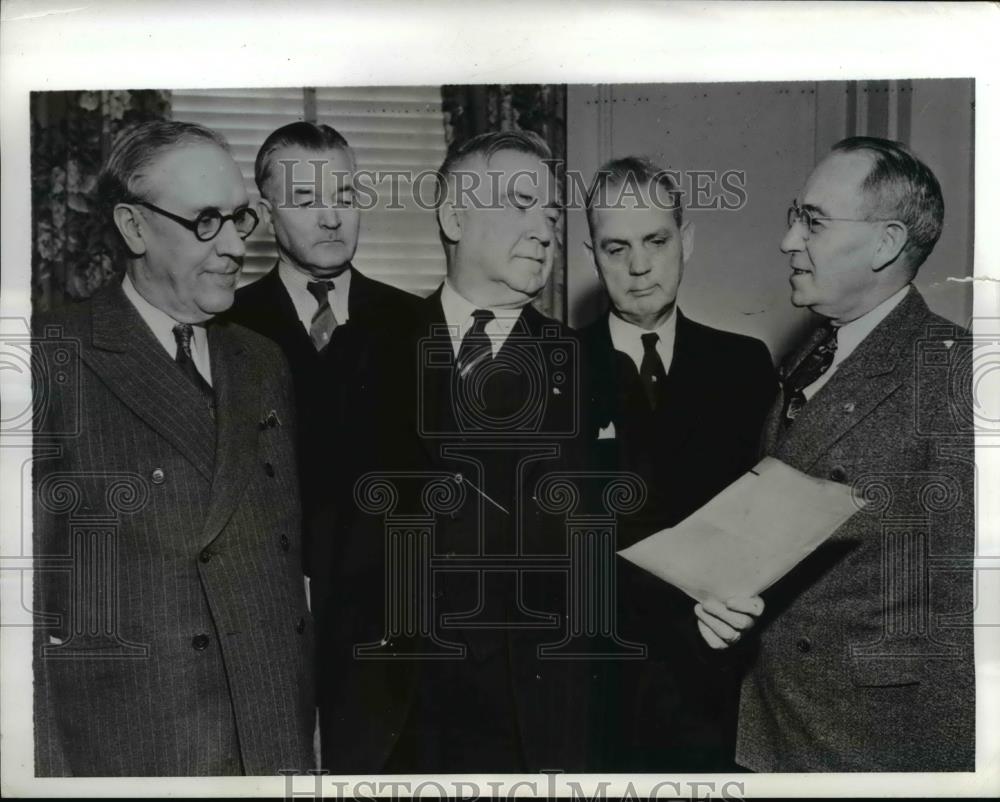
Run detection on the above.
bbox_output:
[782,324,838,426]
[456,309,495,378]
[639,332,667,410]
[306,280,339,351]
[172,323,214,403]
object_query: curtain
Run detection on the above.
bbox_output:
[30,90,171,312]
[441,85,568,321]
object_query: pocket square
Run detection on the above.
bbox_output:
[598,422,616,440]
[259,410,282,430]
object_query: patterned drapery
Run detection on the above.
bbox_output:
[30,90,171,312]
[441,85,568,321]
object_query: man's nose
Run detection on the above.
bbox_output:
[318,203,342,229]
[215,219,247,259]
[781,221,806,253]
[628,249,652,275]
[527,208,552,247]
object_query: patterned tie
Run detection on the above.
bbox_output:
[782,324,839,426]
[306,280,339,351]
[172,323,214,403]
[456,309,495,378]
[639,332,667,410]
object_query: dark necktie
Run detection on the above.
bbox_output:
[639,332,667,410]
[782,324,838,426]
[456,309,495,378]
[172,323,214,403]
[306,280,338,351]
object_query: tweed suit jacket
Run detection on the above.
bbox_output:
[33,283,315,776]
[736,286,975,771]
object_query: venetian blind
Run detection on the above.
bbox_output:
[171,86,448,296]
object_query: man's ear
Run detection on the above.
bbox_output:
[872,220,908,271]
[437,195,462,243]
[257,198,274,234]
[681,220,695,263]
[583,238,601,276]
[112,203,146,257]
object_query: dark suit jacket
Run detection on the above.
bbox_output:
[579,310,777,771]
[319,289,594,774]
[224,266,419,596]
[32,284,315,776]
[737,287,975,771]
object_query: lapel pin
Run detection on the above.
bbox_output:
[842,402,856,413]
[598,422,617,440]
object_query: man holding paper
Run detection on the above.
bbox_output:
[696,137,975,771]
[581,157,777,771]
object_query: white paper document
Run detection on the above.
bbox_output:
[618,457,862,603]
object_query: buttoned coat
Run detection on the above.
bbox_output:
[33,283,315,776]
[579,310,777,771]
[736,287,975,771]
[318,289,594,773]
[224,266,419,592]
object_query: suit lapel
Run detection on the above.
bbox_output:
[199,320,260,547]
[657,310,710,449]
[414,289,454,467]
[84,285,216,480]
[773,287,928,469]
[261,265,317,355]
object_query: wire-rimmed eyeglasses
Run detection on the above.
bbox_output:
[787,201,897,235]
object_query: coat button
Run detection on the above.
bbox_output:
[295,617,306,634]
[199,549,214,563]
[829,465,847,482]
[796,637,812,654]
[264,462,275,477]
[280,534,290,552]
[192,634,210,651]
[151,468,165,484]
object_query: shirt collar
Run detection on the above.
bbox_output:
[607,307,678,375]
[121,272,209,360]
[833,284,911,366]
[277,260,352,326]
[439,279,524,358]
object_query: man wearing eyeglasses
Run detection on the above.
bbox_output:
[694,137,974,771]
[32,120,315,776]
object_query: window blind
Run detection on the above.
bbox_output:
[171,86,448,296]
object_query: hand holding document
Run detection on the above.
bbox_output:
[618,457,862,603]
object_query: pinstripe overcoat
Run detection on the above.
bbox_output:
[32,283,315,776]
[735,287,975,771]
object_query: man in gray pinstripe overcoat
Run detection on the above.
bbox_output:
[32,120,315,776]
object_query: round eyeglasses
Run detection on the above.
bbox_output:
[134,200,259,242]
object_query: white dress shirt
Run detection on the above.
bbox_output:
[439,279,525,358]
[278,261,352,333]
[122,273,213,386]
[803,284,911,400]
[607,307,678,376]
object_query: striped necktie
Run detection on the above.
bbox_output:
[306,280,339,351]
[172,323,214,404]
[782,324,838,426]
